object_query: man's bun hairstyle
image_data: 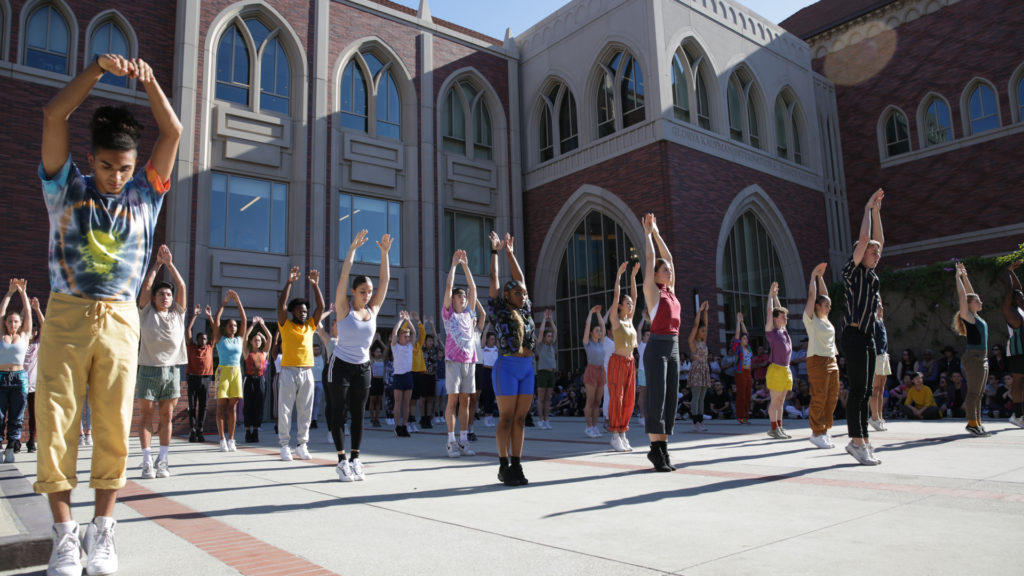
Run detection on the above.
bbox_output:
[91,106,143,152]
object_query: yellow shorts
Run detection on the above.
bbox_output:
[34,293,140,493]
[766,363,794,392]
[217,366,243,399]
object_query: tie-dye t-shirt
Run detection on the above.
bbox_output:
[39,156,169,301]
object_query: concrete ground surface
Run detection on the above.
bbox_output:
[2,416,1023,575]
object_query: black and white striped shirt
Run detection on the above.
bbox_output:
[842,258,879,335]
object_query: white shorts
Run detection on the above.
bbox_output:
[445,360,475,395]
[875,353,891,377]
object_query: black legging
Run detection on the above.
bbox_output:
[243,374,265,427]
[842,327,875,439]
[329,358,371,452]
[187,375,210,435]
[643,335,679,435]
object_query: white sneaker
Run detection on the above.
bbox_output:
[47,524,82,576]
[155,458,170,478]
[350,458,366,481]
[218,439,228,452]
[808,434,830,449]
[83,517,118,576]
[295,443,311,460]
[457,441,475,456]
[1010,415,1024,428]
[868,418,884,432]
[227,439,237,452]
[280,446,293,461]
[446,441,461,458]
[140,460,155,479]
[336,460,355,482]
[484,415,495,427]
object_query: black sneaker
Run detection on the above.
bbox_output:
[965,425,991,437]
[467,432,478,442]
[26,439,36,453]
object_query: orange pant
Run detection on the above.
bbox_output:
[807,355,840,436]
[607,354,636,432]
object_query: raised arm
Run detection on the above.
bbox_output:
[41,54,135,177]
[582,305,600,347]
[308,269,325,325]
[278,266,301,325]
[805,262,827,319]
[488,231,503,300]
[133,58,183,182]
[852,189,884,266]
[370,233,393,313]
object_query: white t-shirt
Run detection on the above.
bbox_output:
[138,302,188,367]
[392,342,414,374]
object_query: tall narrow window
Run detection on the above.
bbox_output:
[25,5,69,74]
[90,21,130,87]
[884,110,911,157]
[923,98,952,146]
[968,84,999,135]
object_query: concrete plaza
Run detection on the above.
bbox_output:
[2,416,1023,575]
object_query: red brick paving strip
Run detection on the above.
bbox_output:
[119,481,340,576]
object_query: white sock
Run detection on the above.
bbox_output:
[158,445,169,460]
[141,448,152,464]
[447,432,456,443]
[459,431,468,443]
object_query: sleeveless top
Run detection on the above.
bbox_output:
[964,314,987,351]
[689,341,710,388]
[216,337,243,368]
[334,305,377,364]
[649,284,681,335]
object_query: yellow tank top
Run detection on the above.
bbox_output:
[612,320,637,350]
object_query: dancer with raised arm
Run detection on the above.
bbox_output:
[329,230,392,481]
[135,245,188,479]
[804,263,840,449]
[1001,260,1024,428]
[641,213,681,472]
[687,301,711,432]
[276,267,325,461]
[1,279,33,464]
[488,231,537,486]
[442,250,479,458]
[213,290,247,453]
[764,282,793,439]
[953,262,989,436]
[607,262,641,451]
[35,51,182,575]
[841,188,885,465]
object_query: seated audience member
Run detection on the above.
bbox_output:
[902,372,942,420]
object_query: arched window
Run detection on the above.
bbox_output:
[555,211,639,370]
[89,19,131,87]
[215,16,292,115]
[24,4,69,74]
[537,82,578,163]
[672,41,712,130]
[775,89,806,164]
[882,108,910,157]
[595,49,645,138]
[726,68,763,149]
[967,83,999,135]
[922,97,952,146]
[721,211,786,341]
[340,49,402,140]
[442,78,492,160]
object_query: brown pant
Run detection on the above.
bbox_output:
[807,355,840,436]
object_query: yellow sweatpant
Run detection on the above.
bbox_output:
[34,292,140,493]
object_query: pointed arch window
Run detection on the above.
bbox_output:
[89,19,131,88]
[215,16,292,115]
[25,4,69,74]
[967,83,999,135]
[443,79,492,160]
[923,97,952,146]
[340,49,402,140]
[596,49,645,138]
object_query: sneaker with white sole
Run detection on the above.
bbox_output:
[47,524,82,576]
[1010,415,1024,428]
[336,460,355,482]
[808,434,830,449]
[295,443,311,460]
[446,441,461,458]
[845,442,880,465]
[155,459,170,478]
[350,458,366,480]
[458,441,475,456]
[227,439,237,452]
[140,460,155,479]
[280,446,293,461]
[83,517,118,576]
[219,439,228,452]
